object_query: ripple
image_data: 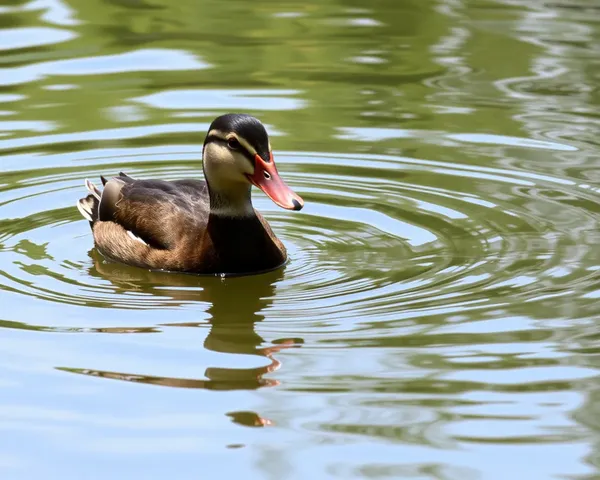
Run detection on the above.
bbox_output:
[134,89,306,112]
[337,127,579,152]
[0,27,76,50]
[447,133,579,152]
[0,49,209,87]
[1,147,598,335]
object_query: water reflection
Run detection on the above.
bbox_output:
[59,249,302,390]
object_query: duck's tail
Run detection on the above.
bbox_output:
[77,173,132,227]
[76,178,104,226]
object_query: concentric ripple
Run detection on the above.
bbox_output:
[1,145,598,331]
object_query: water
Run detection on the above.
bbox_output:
[1,0,599,478]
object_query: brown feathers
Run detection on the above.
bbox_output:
[77,174,287,275]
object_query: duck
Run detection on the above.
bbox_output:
[76,113,304,276]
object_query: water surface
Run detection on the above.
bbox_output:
[1,0,599,478]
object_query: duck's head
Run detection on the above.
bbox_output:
[202,114,304,213]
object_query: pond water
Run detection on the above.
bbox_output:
[1,0,599,478]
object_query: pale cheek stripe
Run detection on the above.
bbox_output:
[207,129,227,140]
[235,136,258,156]
[206,129,258,157]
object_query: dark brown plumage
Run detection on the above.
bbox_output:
[76,114,304,276]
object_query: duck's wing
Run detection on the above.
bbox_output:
[77,173,209,269]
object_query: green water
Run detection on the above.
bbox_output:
[1,0,600,478]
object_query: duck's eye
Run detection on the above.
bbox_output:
[227,138,241,150]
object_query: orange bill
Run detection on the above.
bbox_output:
[247,153,304,211]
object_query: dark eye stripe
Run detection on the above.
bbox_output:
[204,134,255,166]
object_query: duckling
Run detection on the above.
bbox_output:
[77,113,304,275]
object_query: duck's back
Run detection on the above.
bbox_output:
[107,177,210,249]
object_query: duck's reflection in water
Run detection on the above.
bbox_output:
[60,250,302,413]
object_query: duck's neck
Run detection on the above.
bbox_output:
[206,180,255,218]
